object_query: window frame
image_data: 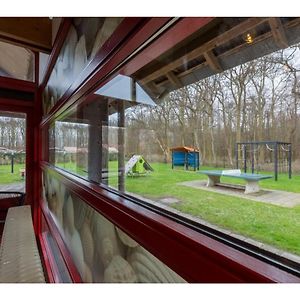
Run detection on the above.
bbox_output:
[39,17,300,282]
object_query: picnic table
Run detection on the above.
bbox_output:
[199,170,272,194]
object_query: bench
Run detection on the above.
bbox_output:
[0,206,45,283]
[199,170,272,194]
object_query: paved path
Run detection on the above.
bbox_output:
[177,180,300,208]
[0,183,25,193]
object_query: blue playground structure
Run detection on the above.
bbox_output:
[170,146,200,171]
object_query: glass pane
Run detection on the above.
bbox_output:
[0,111,26,193]
[0,41,34,81]
[48,17,300,267]
[40,212,72,283]
[39,52,50,84]
[42,169,185,283]
[42,17,123,115]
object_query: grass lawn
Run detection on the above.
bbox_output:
[58,161,300,256]
[0,163,25,185]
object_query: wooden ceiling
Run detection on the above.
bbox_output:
[135,17,300,100]
[0,17,52,53]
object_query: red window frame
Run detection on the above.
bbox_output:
[38,17,300,283]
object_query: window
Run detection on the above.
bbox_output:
[0,111,26,192]
[0,41,34,81]
[47,17,300,274]
[41,169,186,283]
[43,17,123,115]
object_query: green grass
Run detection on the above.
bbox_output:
[0,163,25,184]
[57,161,300,256]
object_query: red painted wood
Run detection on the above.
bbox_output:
[40,17,172,126]
[48,17,146,111]
[38,17,300,283]
[32,52,41,234]
[121,17,214,76]
[34,51,39,88]
[0,97,34,108]
[40,18,71,91]
[0,76,36,93]
[41,163,300,283]
[40,198,82,283]
[65,18,215,116]
[38,232,55,283]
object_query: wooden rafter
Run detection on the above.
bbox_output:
[203,50,223,73]
[146,82,161,97]
[140,17,268,85]
[148,17,300,92]
[166,71,183,88]
[269,18,289,49]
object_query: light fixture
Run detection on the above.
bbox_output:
[242,30,256,44]
[245,33,253,44]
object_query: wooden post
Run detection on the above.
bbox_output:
[84,99,108,184]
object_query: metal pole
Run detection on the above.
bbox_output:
[288,143,292,179]
[171,150,174,169]
[274,142,278,181]
[235,143,239,169]
[251,144,254,174]
[243,145,247,173]
[185,152,187,170]
[11,154,14,174]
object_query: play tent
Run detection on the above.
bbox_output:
[125,155,154,176]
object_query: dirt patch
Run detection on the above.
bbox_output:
[159,197,181,205]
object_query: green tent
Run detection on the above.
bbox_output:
[125,155,154,176]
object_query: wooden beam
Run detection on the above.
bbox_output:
[203,50,223,73]
[269,18,289,48]
[140,17,268,85]
[146,81,161,96]
[0,18,52,53]
[166,71,183,88]
[155,18,300,90]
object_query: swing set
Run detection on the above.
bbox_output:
[235,141,292,181]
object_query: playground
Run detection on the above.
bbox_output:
[1,144,298,260]
[0,153,299,258]
[52,158,300,259]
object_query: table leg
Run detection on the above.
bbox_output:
[245,180,260,194]
[207,175,220,187]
